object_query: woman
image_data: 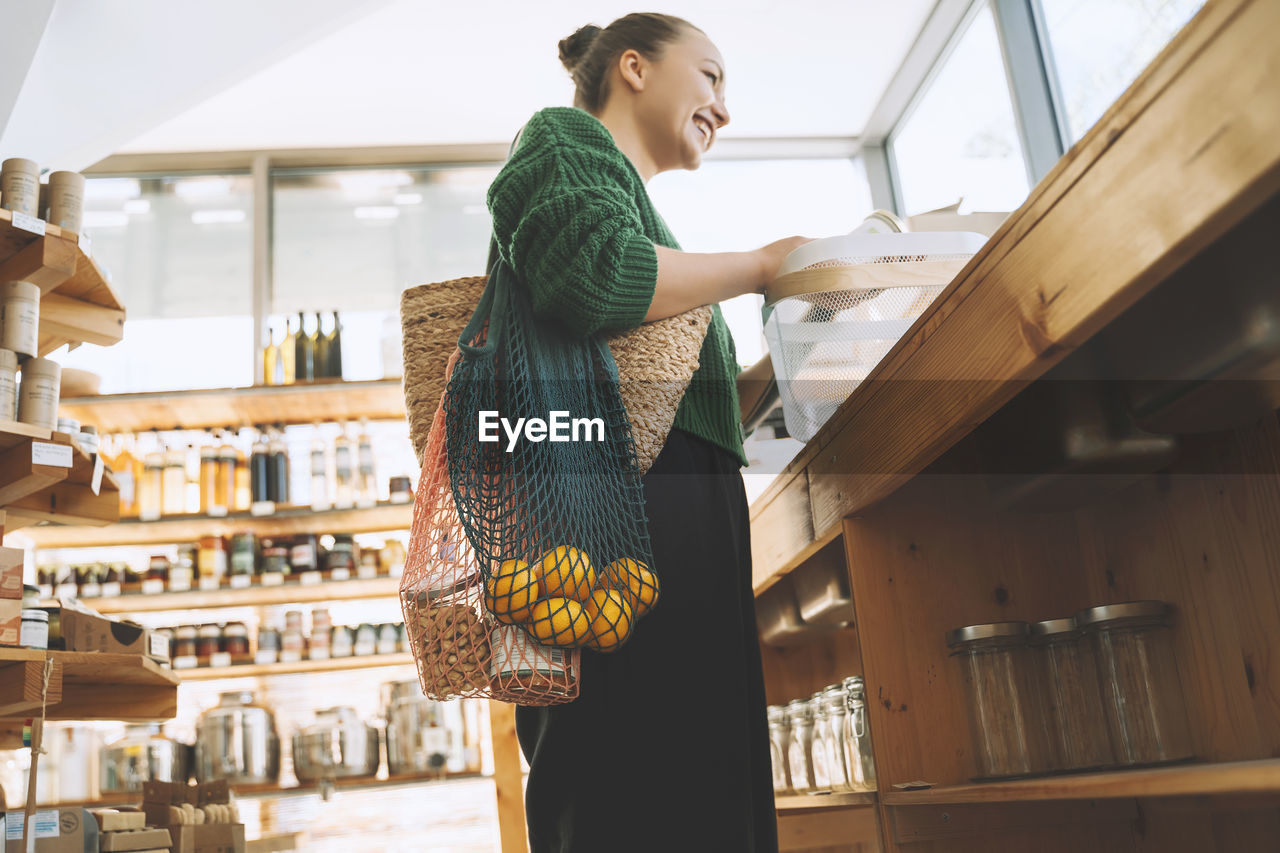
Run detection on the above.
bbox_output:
[487,13,810,852]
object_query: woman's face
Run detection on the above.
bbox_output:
[632,29,730,173]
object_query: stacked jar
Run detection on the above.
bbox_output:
[841,676,877,791]
[767,705,792,795]
[785,698,815,795]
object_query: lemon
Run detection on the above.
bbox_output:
[584,589,633,652]
[607,557,659,618]
[484,559,539,625]
[538,546,596,603]
[527,597,590,647]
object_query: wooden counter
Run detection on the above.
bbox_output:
[750,2,1280,850]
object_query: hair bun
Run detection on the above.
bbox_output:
[558,24,602,73]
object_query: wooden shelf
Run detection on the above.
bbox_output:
[58,379,407,433]
[0,209,125,356]
[0,648,178,722]
[64,574,400,614]
[881,759,1280,805]
[176,652,413,680]
[19,500,411,548]
[0,422,120,531]
[775,791,877,812]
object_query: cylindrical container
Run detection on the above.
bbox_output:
[767,705,792,794]
[389,475,412,503]
[77,425,98,455]
[0,348,17,420]
[1029,617,1115,772]
[224,622,250,657]
[99,724,189,793]
[17,356,60,428]
[194,691,281,785]
[384,680,457,775]
[196,624,223,661]
[172,626,198,660]
[46,171,85,233]
[1,281,41,359]
[947,621,1050,779]
[139,452,164,522]
[261,543,288,578]
[22,585,40,610]
[56,417,80,436]
[256,627,280,664]
[842,676,877,791]
[200,446,219,513]
[1076,601,1192,766]
[292,707,380,783]
[229,533,257,577]
[377,623,399,656]
[821,683,852,792]
[330,625,353,658]
[785,698,815,795]
[197,536,226,584]
[1,158,40,217]
[161,449,187,516]
[323,534,356,574]
[808,689,833,794]
[20,609,48,649]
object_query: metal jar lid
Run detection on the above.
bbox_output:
[767,705,787,723]
[945,621,1029,647]
[842,675,865,699]
[1074,600,1171,629]
[786,697,811,720]
[1029,617,1078,638]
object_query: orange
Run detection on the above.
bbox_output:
[584,589,633,652]
[484,559,539,625]
[527,597,591,647]
[538,546,595,603]
[607,558,659,618]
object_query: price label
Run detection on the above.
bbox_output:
[357,564,378,580]
[91,454,104,496]
[78,232,92,256]
[79,582,101,598]
[209,652,232,669]
[250,501,275,517]
[299,571,322,586]
[55,583,78,599]
[207,505,228,518]
[101,582,121,597]
[198,576,221,591]
[254,650,278,665]
[32,442,74,468]
[280,650,302,664]
[12,211,46,236]
[141,578,165,595]
[168,576,192,593]
[229,574,252,589]
[330,567,351,582]
[261,573,284,587]
[173,656,199,670]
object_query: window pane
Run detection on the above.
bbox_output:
[60,174,255,392]
[891,5,1031,216]
[1041,0,1206,142]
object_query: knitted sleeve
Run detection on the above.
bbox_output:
[487,109,658,337]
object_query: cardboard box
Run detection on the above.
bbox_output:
[144,782,242,853]
[92,810,147,832]
[166,825,244,853]
[100,827,173,851]
[0,598,21,646]
[56,600,170,662]
[3,807,98,853]
[0,547,22,600]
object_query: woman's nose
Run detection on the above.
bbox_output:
[713,98,730,128]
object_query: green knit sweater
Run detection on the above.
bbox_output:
[487,106,747,467]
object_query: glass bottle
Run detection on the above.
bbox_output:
[161,447,187,517]
[263,321,280,386]
[333,422,355,510]
[842,676,877,792]
[327,311,343,381]
[268,425,290,505]
[355,418,376,508]
[140,447,164,522]
[216,432,237,517]
[201,438,220,515]
[786,698,815,795]
[234,441,252,512]
[822,683,852,792]
[809,690,833,794]
[280,317,296,385]
[767,705,792,795]
[314,312,330,380]
[295,312,316,383]
[250,430,270,505]
[113,434,142,519]
[309,424,330,511]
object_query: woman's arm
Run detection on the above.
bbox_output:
[644,236,813,323]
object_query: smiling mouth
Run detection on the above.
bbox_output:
[693,116,713,148]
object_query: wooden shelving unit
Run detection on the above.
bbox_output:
[0,648,178,722]
[67,574,400,614]
[176,652,412,681]
[20,500,411,548]
[58,379,406,433]
[775,791,877,812]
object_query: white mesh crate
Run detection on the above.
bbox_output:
[764,231,987,443]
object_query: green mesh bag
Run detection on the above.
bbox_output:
[443,258,659,697]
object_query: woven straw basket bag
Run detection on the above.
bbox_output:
[401,277,710,475]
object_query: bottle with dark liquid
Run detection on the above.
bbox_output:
[268,424,290,505]
[312,312,328,380]
[295,312,316,382]
[327,311,343,381]
[250,429,271,505]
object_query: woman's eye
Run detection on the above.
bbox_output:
[704,71,717,84]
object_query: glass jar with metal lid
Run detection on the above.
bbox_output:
[841,675,877,791]
[946,621,1050,779]
[818,684,852,792]
[808,689,833,794]
[785,698,815,795]
[1075,601,1192,766]
[1029,617,1114,772]
[766,705,792,794]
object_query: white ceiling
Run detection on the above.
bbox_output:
[116,0,935,154]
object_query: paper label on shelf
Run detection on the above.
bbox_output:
[78,232,92,256]
[357,564,377,580]
[207,505,228,518]
[141,578,165,595]
[250,501,275,517]
[32,442,74,468]
[230,574,252,589]
[254,650,278,665]
[173,656,199,670]
[91,453,104,495]
[299,571,322,586]
[79,582,101,598]
[280,649,302,664]
[260,572,284,587]
[4,809,59,840]
[330,567,351,582]
[11,211,46,236]
[101,581,121,597]
[209,652,232,668]
[54,583,77,599]
[198,576,221,591]
[168,575,192,593]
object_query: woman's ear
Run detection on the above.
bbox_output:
[616,48,647,93]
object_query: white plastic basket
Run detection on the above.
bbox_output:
[764,231,986,443]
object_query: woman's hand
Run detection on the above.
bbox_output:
[753,236,816,292]
[645,235,815,323]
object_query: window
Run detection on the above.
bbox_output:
[891,4,1031,216]
[1039,0,1206,142]
[58,174,255,392]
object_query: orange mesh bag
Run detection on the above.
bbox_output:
[400,349,580,705]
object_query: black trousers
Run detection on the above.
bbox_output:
[516,429,778,853]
